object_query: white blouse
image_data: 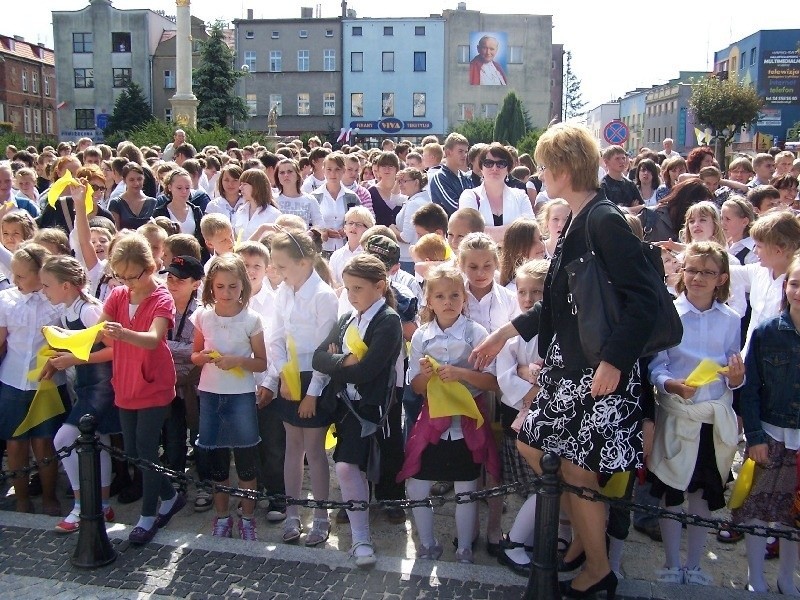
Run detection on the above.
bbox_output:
[232,202,282,241]
[458,184,534,226]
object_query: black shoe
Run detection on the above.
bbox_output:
[560,571,617,599]
[452,536,478,551]
[558,550,586,572]
[633,523,662,542]
[497,537,532,577]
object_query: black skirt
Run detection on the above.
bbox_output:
[415,438,481,482]
[332,401,381,472]
[273,371,336,428]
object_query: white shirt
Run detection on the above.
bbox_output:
[497,335,541,410]
[649,295,742,404]
[342,297,385,400]
[465,282,519,334]
[276,193,325,228]
[62,295,103,328]
[232,202,282,241]
[396,191,431,262]
[265,270,338,396]
[728,237,758,265]
[408,315,494,440]
[328,244,362,288]
[731,262,785,354]
[199,171,220,198]
[316,186,350,252]
[205,196,246,222]
[0,289,64,390]
[168,205,196,235]
[458,184,534,226]
[300,174,325,194]
[190,305,264,394]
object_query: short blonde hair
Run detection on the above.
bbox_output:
[200,213,234,239]
[202,254,252,307]
[344,206,375,229]
[109,233,156,272]
[750,210,800,252]
[534,124,599,192]
[412,233,448,262]
[420,265,466,324]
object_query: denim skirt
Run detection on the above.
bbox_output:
[0,382,71,440]
[197,391,260,449]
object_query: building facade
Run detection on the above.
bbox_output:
[232,13,342,135]
[52,0,176,141]
[550,44,564,125]
[584,102,619,148]
[618,89,647,153]
[442,7,553,132]
[644,72,706,156]
[0,35,56,143]
[342,17,445,144]
[714,29,800,151]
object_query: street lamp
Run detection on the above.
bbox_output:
[240,64,251,133]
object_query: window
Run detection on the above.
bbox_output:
[164,70,175,88]
[23,108,31,133]
[382,92,394,117]
[323,49,335,71]
[508,46,524,63]
[457,45,470,64]
[75,108,95,130]
[270,51,282,72]
[33,109,41,134]
[269,94,282,116]
[415,26,425,36]
[459,103,475,121]
[413,52,426,72]
[297,93,310,116]
[739,55,745,70]
[482,103,499,118]
[45,110,53,134]
[297,50,309,72]
[246,93,257,116]
[382,51,394,72]
[72,33,92,53]
[299,30,308,38]
[731,56,737,71]
[113,68,131,88]
[271,31,279,39]
[323,92,335,116]
[413,92,426,117]
[111,32,131,53]
[165,108,172,122]
[351,93,363,117]
[44,77,50,96]
[21,71,27,92]
[351,52,363,72]
[383,26,394,36]
[244,50,256,72]
[325,29,334,37]
[352,26,362,36]
[74,68,94,88]
[245,31,254,39]
[32,73,38,94]
[750,48,756,66]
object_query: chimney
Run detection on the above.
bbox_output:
[300,6,312,18]
[247,8,253,19]
[457,2,466,9]
[341,0,347,18]
[13,35,24,41]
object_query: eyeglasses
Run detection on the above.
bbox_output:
[345,221,368,228]
[682,268,719,279]
[112,269,146,283]
[482,159,508,170]
[91,185,106,192]
[396,179,414,185]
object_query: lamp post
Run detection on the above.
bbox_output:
[240,64,251,132]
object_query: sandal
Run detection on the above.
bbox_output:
[716,526,743,544]
[305,517,330,546]
[282,517,303,543]
[350,540,377,569]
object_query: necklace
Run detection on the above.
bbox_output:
[565,191,595,236]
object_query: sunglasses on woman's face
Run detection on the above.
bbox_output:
[482,158,508,170]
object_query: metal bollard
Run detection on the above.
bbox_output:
[72,414,117,568]
[524,452,561,600]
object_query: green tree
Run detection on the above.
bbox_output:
[104,81,153,137]
[449,117,495,145]
[493,92,527,146]
[689,75,764,166]
[516,128,544,158]
[194,20,248,129]
[563,50,587,120]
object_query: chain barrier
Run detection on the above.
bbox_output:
[0,443,78,485]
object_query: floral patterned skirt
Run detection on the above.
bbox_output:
[518,339,643,474]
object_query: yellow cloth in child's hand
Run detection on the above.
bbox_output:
[207,350,246,377]
[685,359,728,387]
[344,325,368,360]
[43,323,104,362]
[425,355,484,428]
[325,424,337,450]
[728,458,755,509]
[281,335,302,401]
[14,346,65,437]
[46,171,94,214]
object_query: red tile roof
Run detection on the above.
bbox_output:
[0,36,54,65]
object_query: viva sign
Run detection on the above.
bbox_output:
[349,119,433,132]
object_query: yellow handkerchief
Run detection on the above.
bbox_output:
[685,359,729,387]
[425,355,484,428]
[344,324,368,360]
[325,424,338,450]
[600,471,631,499]
[15,345,65,437]
[207,350,246,377]
[728,458,755,509]
[281,335,302,401]
[444,243,454,261]
[47,171,94,214]
[43,323,104,362]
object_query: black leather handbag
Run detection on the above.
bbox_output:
[565,201,683,368]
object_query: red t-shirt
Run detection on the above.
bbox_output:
[104,284,176,409]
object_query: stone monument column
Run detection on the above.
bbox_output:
[169,0,199,128]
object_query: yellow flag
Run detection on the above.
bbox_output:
[600,471,630,499]
[344,324,368,360]
[47,171,94,214]
[43,323,104,362]
[14,346,66,437]
[444,243,454,261]
[425,355,484,428]
[207,350,246,377]
[281,335,302,401]
[325,424,337,449]
[728,458,755,509]
[685,358,728,388]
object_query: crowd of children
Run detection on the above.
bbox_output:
[1,134,800,589]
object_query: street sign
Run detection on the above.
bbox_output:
[96,113,110,130]
[603,120,629,145]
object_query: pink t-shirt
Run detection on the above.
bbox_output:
[103,284,176,409]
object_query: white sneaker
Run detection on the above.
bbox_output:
[656,567,685,584]
[683,567,713,586]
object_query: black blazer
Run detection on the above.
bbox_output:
[153,200,209,263]
[312,303,403,408]
[513,191,658,374]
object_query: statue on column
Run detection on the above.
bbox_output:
[267,105,278,137]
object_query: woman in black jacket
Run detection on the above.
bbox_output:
[471,124,658,599]
[638,179,713,243]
